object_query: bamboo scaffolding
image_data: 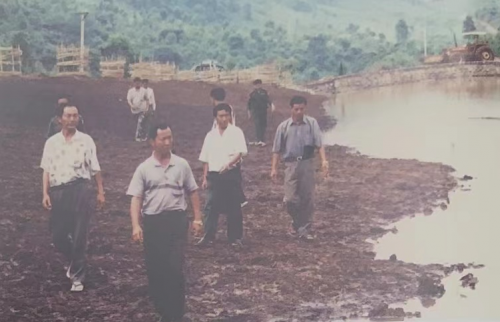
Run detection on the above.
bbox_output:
[56,45,89,76]
[100,57,126,78]
[0,46,22,76]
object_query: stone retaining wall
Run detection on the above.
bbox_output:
[306,62,500,94]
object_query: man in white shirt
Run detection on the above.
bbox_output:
[127,77,149,141]
[206,88,247,212]
[40,104,105,292]
[197,103,248,247]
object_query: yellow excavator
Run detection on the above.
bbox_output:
[424,31,495,64]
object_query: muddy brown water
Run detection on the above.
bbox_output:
[324,79,500,319]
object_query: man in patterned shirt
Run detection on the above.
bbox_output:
[40,104,105,292]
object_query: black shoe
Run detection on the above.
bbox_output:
[195,237,214,247]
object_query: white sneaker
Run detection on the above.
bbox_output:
[258,142,267,147]
[249,142,257,146]
[71,281,84,292]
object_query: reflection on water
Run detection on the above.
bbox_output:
[325,79,500,319]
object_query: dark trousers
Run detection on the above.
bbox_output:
[49,179,93,283]
[252,110,268,142]
[143,211,188,321]
[203,169,243,242]
[203,165,246,216]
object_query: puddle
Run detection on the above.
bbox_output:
[323,79,500,319]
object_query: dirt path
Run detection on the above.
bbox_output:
[0,77,457,321]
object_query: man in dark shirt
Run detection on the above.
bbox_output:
[247,79,274,147]
[46,98,86,138]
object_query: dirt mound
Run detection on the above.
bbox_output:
[0,77,456,321]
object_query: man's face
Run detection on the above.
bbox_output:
[134,81,141,89]
[291,103,306,121]
[59,106,79,130]
[151,128,173,155]
[142,82,148,88]
[216,109,231,129]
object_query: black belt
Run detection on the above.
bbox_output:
[50,178,88,191]
[284,156,314,163]
[144,210,186,217]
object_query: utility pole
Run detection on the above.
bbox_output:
[424,17,428,57]
[79,12,88,73]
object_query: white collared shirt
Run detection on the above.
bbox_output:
[40,131,101,187]
[145,87,156,111]
[199,124,247,172]
[127,87,148,114]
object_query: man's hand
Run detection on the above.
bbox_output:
[321,160,329,178]
[192,219,203,236]
[270,168,278,182]
[220,163,231,174]
[201,178,208,190]
[247,110,252,119]
[271,103,276,112]
[97,192,106,210]
[132,225,144,243]
[42,194,52,210]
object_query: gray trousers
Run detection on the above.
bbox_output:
[284,159,315,231]
[49,179,93,283]
[135,110,154,140]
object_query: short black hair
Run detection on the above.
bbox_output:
[253,79,263,85]
[142,79,149,84]
[213,103,232,117]
[148,122,171,140]
[133,77,141,82]
[210,87,226,102]
[56,97,70,111]
[58,95,71,102]
[290,96,307,107]
[57,104,78,117]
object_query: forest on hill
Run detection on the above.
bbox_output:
[0,0,496,81]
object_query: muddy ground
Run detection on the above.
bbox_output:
[0,77,458,322]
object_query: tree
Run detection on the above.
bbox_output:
[463,15,477,32]
[396,19,410,43]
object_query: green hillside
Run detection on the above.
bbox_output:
[0,0,493,81]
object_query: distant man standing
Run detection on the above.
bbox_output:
[197,103,248,247]
[247,79,274,147]
[46,97,86,138]
[142,79,156,112]
[127,77,149,141]
[127,123,203,322]
[210,87,235,128]
[40,104,105,292]
[271,96,328,240]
